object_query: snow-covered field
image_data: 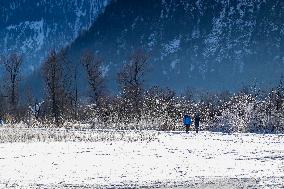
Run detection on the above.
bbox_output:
[0,129,283,188]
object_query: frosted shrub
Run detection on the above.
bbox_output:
[208,94,256,133]
[0,127,159,143]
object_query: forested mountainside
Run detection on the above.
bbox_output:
[68,0,284,91]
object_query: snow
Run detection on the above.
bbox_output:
[1,0,109,74]
[100,64,110,77]
[162,38,181,57]
[6,19,44,52]
[170,59,179,70]
[148,33,157,49]
[190,64,195,71]
[0,129,283,188]
[74,1,87,37]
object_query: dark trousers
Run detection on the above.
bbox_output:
[195,125,199,133]
[185,125,190,133]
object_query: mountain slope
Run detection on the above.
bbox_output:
[0,0,109,72]
[68,0,284,92]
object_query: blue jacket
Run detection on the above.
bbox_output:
[183,115,192,126]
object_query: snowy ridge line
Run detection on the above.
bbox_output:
[0,127,159,143]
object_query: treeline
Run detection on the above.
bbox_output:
[0,49,283,133]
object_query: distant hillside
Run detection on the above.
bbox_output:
[0,0,109,73]
[68,0,284,92]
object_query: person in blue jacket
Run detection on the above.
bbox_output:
[183,114,192,133]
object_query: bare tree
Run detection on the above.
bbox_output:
[42,49,70,125]
[73,63,79,120]
[81,50,105,104]
[117,49,149,121]
[0,52,23,112]
[0,90,8,121]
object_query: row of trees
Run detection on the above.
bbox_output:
[0,49,151,125]
[0,49,283,133]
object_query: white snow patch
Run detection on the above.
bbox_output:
[191,27,200,39]
[162,38,181,57]
[148,33,157,49]
[6,19,44,51]
[190,64,195,71]
[101,64,110,77]
[170,59,179,70]
[74,1,87,36]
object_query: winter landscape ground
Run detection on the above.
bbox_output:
[0,126,283,188]
[0,1,283,188]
